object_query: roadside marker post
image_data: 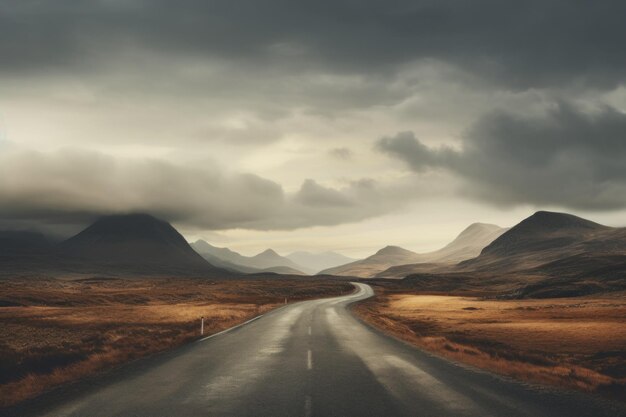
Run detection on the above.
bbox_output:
[201,316,205,336]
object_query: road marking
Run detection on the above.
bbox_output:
[308,325,312,335]
[197,315,262,342]
[307,349,313,370]
[304,395,312,417]
[196,304,291,342]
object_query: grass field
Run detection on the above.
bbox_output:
[354,289,626,399]
[0,277,352,407]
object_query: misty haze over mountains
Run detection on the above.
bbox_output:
[191,240,307,275]
[191,240,354,275]
[191,240,356,275]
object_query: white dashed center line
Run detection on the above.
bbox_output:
[304,394,312,417]
[307,349,313,370]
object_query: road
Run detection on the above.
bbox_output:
[11,283,626,417]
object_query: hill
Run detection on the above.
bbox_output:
[319,246,423,277]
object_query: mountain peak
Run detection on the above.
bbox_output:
[61,213,217,274]
[375,245,412,256]
[258,248,279,257]
[79,213,173,240]
[192,239,217,252]
[517,211,605,233]
[459,222,502,235]
[479,211,607,258]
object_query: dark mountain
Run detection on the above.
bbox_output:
[0,231,52,256]
[0,231,58,276]
[60,214,224,275]
[480,211,607,258]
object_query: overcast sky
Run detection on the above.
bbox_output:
[1,0,626,257]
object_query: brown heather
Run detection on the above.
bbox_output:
[0,277,352,407]
[354,291,626,400]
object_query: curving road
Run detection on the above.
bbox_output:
[11,283,626,417]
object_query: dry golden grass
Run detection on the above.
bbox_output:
[0,277,352,407]
[354,290,626,399]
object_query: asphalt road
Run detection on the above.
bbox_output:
[11,283,626,417]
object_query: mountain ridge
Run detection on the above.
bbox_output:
[191,240,308,274]
[321,222,507,278]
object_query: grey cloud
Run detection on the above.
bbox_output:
[328,147,352,160]
[376,131,457,172]
[0,149,412,233]
[295,179,353,207]
[2,0,626,89]
[378,103,626,210]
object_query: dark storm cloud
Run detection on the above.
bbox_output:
[2,0,626,89]
[377,131,457,172]
[3,0,626,233]
[377,103,626,210]
[0,150,410,233]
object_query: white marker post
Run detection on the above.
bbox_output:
[200,316,205,336]
[284,297,287,305]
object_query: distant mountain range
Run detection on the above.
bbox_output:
[190,241,355,275]
[0,214,226,277]
[319,223,507,278]
[0,214,354,278]
[191,240,306,275]
[2,210,625,297]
